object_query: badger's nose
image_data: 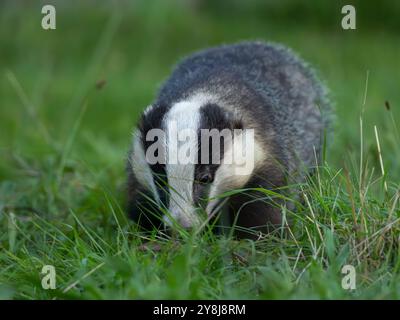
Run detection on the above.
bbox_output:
[178,217,193,229]
[175,212,196,229]
[163,208,200,230]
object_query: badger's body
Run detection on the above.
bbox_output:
[127,41,330,238]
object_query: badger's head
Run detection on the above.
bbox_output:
[128,93,263,231]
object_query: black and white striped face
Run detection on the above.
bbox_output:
[130,94,262,230]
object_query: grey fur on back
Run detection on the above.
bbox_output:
[156,41,331,180]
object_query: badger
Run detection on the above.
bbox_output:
[126,41,330,239]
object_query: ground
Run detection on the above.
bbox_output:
[0,1,399,299]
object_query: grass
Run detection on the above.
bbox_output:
[0,1,399,299]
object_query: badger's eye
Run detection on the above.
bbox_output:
[199,173,213,184]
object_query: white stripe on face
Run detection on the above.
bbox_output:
[206,133,266,217]
[162,93,211,228]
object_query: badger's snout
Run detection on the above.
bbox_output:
[163,206,203,230]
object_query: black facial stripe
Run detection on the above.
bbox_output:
[193,103,241,206]
[139,103,170,208]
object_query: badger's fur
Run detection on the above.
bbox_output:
[127,41,330,239]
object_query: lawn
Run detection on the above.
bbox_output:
[0,1,399,299]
